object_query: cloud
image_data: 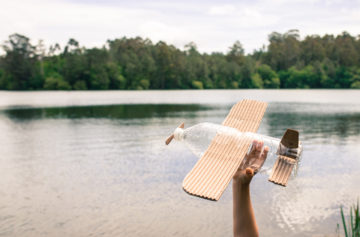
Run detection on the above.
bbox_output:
[208,4,236,15]
[0,0,359,55]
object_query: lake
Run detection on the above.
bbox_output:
[0,90,359,237]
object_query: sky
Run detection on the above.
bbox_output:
[0,0,359,54]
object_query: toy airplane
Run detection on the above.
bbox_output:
[165,99,302,201]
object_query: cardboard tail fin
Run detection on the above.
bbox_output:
[268,129,299,186]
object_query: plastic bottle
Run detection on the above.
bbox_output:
[172,122,302,175]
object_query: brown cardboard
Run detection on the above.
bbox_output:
[268,155,296,186]
[182,100,268,201]
[268,129,300,186]
[167,100,302,200]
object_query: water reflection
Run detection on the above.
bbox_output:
[266,104,360,142]
[2,104,212,120]
[3,103,360,143]
[0,100,359,237]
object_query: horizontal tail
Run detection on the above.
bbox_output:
[269,129,300,186]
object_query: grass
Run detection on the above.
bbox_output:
[340,199,360,237]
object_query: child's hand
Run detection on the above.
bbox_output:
[233,140,269,185]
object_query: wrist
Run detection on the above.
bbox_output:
[233,178,250,188]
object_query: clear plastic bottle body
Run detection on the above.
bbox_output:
[174,122,297,174]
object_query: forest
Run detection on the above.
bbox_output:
[0,29,360,90]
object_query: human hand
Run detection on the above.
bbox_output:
[233,140,269,185]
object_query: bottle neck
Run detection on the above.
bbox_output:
[173,127,185,141]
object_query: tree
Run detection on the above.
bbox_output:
[264,29,301,71]
[106,62,126,89]
[61,38,86,87]
[335,32,358,67]
[1,30,360,90]
[256,64,280,88]
[251,73,263,88]
[85,48,110,89]
[240,58,256,88]
[227,41,245,65]
[350,69,360,88]
[108,37,156,89]
[43,74,71,90]
[1,33,38,89]
[300,35,325,65]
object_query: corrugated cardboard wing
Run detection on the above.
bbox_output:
[182,100,267,201]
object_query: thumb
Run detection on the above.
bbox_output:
[245,168,254,179]
[245,167,254,177]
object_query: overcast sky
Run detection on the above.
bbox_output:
[1,0,359,54]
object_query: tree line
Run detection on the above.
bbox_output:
[0,29,360,90]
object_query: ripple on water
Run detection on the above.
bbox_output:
[0,91,360,237]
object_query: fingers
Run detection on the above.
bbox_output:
[261,146,269,160]
[242,141,258,168]
[255,145,269,170]
[248,140,258,156]
[256,141,263,150]
[242,140,269,173]
[248,140,263,163]
[249,140,263,156]
[255,140,263,157]
[249,145,269,173]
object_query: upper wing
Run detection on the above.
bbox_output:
[222,99,268,132]
[182,133,253,201]
[182,100,268,201]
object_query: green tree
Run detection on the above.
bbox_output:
[0,68,5,89]
[191,80,203,89]
[240,58,256,88]
[335,32,358,67]
[320,58,336,88]
[264,29,301,71]
[256,64,280,88]
[227,41,245,65]
[251,73,264,88]
[108,37,156,89]
[300,35,325,65]
[1,33,39,89]
[43,74,71,90]
[85,48,110,89]
[106,62,126,89]
[351,77,360,88]
[284,66,319,88]
[73,80,87,90]
[61,38,86,87]
[1,30,360,90]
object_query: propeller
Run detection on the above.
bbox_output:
[165,122,184,145]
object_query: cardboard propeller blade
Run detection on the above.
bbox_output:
[165,122,184,145]
[165,134,174,145]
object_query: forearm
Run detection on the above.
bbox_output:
[232,180,259,237]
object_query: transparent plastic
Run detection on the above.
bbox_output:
[173,122,302,175]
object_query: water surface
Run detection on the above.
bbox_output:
[0,90,359,237]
